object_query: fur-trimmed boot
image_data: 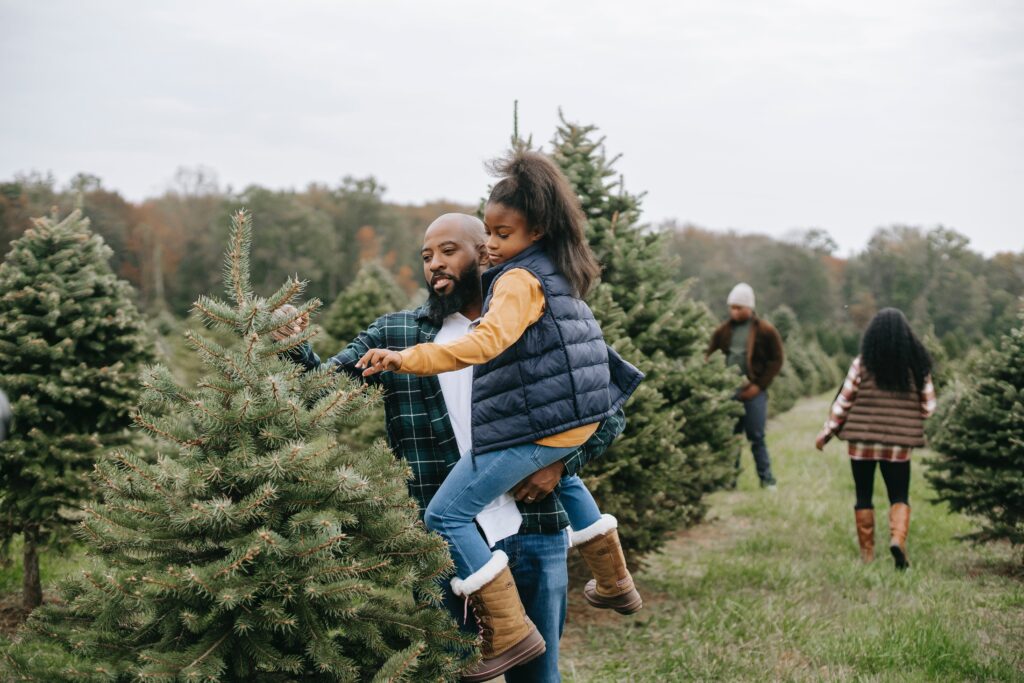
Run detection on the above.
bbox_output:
[855,508,875,562]
[889,503,911,570]
[572,514,643,615]
[451,551,546,682]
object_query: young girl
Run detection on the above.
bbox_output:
[815,308,936,570]
[358,151,644,680]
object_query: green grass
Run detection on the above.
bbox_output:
[0,395,1020,679]
[561,394,1024,682]
[0,536,85,597]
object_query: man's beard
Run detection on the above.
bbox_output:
[425,262,482,326]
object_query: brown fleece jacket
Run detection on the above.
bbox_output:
[706,315,785,390]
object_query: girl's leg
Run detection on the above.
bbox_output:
[850,459,877,509]
[850,459,878,562]
[879,460,912,569]
[556,476,603,531]
[424,443,576,579]
[559,479,642,615]
[879,460,910,506]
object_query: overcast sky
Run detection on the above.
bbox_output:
[2,0,1021,256]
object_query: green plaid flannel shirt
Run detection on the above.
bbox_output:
[292,305,625,535]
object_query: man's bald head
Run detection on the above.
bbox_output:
[420,213,489,313]
[424,213,486,248]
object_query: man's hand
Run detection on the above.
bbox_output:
[513,460,565,505]
[815,433,829,451]
[356,348,403,376]
[271,304,309,342]
[738,383,762,401]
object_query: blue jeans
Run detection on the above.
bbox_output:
[442,530,570,683]
[425,443,603,578]
[735,391,776,485]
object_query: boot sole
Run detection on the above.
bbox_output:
[584,590,644,615]
[890,543,909,570]
[460,628,546,683]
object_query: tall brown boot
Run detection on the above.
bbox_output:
[889,503,910,570]
[572,514,643,615]
[451,551,546,683]
[855,508,875,562]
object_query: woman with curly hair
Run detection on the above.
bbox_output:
[815,308,937,570]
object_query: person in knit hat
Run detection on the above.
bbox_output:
[707,283,785,489]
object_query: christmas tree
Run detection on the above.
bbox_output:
[927,310,1024,550]
[3,210,472,681]
[321,261,406,453]
[322,261,409,345]
[550,114,742,563]
[766,305,844,413]
[0,210,151,610]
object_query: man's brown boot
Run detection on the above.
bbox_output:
[572,514,643,615]
[889,503,911,570]
[451,551,546,683]
[855,508,875,563]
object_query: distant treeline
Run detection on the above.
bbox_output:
[2,168,1021,364]
[663,223,1024,361]
[0,169,468,316]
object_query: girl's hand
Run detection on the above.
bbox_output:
[357,349,402,376]
[815,433,828,451]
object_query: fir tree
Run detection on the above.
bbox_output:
[3,210,472,682]
[767,305,843,413]
[323,261,408,345]
[550,114,742,563]
[0,210,151,610]
[927,311,1024,551]
[321,261,407,453]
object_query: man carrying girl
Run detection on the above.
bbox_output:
[359,150,644,681]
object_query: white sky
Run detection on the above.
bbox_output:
[2,0,1021,256]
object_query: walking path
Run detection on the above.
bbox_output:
[560,394,1024,682]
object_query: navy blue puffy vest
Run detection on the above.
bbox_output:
[471,244,643,454]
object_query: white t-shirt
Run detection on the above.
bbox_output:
[434,312,523,547]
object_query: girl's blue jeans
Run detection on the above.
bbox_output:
[424,442,603,579]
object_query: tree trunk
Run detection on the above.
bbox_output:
[22,524,42,611]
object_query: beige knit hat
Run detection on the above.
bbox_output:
[727,283,755,309]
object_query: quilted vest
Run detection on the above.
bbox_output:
[470,244,643,454]
[838,369,926,448]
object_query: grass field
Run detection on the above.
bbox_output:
[560,394,1024,682]
[1,395,1020,680]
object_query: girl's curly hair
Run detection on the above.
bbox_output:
[860,308,932,393]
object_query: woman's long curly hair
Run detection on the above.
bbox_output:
[486,149,601,298]
[860,308,932,393]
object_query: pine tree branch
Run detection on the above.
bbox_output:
[183,632,231,675]
[309,388,359,427]
[214,546,261,579]
[297,533,349,558]
[193,298,236,328]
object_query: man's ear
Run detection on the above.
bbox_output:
[477,243,489,266]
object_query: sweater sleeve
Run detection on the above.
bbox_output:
[397,269,545,376]
[819,357,861,443]
[921,374,937,418]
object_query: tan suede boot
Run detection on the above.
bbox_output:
[855,508,875,563]
[889,503,910,570]
[451,551,546,683]
[572,514,643,615]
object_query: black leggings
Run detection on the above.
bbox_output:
[850,459,910,510]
